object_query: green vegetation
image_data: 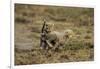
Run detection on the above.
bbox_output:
[15,4,94,65]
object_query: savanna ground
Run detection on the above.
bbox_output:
[14,4,94,65]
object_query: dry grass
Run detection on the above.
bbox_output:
[14,4,94,65]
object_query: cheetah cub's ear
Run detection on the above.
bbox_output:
[51,24,54,31]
